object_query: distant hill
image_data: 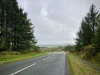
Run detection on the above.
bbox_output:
[38,43,75,48]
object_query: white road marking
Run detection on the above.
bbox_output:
[43,56,51,61]
[52,54,57,56]
[48,56,51,58]
[43,59,47,61]
[11,54,58,75]
[11,63,36,75]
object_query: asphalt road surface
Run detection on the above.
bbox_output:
[0,52,69,75]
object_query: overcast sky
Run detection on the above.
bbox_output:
[17,0,100,45]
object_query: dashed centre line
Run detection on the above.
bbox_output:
[43,56,51,61]
[11,63,36,75]
[11,54,57,75]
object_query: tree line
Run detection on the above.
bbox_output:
[75,4,100,55]
[64,45,75,51]
[0,0,38,52]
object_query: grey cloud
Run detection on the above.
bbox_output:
[17,0,100,45]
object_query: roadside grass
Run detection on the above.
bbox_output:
[66,52,100,75]
[72,51,100,68]
[0,51,47,65]
[89,53,100,67]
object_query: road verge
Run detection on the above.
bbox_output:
[66,52,100,75]
[0,52,47,65]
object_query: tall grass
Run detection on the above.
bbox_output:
[0,51,46,65]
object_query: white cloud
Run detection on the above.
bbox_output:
[41,3,48,17]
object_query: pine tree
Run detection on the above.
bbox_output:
[5,0,13,51]
[87,4,99,37]
[75,28,83,51]
[75,4,99,51]
[92,14,100,52]
[0,0,37,52]
[0,0,6,51]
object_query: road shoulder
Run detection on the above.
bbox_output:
[66,52,100,75]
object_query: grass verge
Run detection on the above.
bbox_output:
[0,51,47,65]
[66,52,100,75]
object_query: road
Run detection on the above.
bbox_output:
[0,52,69,75]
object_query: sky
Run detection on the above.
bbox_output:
[17,0,100,45]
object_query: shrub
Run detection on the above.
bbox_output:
[0,51,21,56]
[82,45,95,60]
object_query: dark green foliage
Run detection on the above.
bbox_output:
[33,46,40,52]
[0,0,6,51]
[92,15,100,52]
[64,45,75,51]
[0,0,37,52]
[58,46,62,48]
[75,4,99,51]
